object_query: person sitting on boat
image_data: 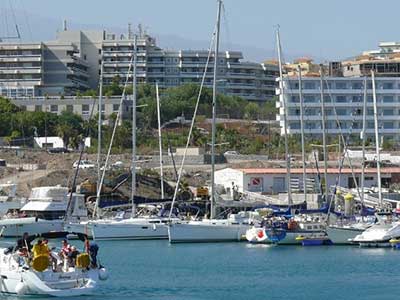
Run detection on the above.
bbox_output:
[67,246,80,267]
[88,243,99,268]
[43,239,57,271]
[32,240,48,258]
[15,232,34,253]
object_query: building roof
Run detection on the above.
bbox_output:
[237,167,400,175]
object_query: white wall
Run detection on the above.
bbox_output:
[214,168,244,195]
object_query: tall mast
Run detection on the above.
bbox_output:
[97,61,104,190]
[276,27,292,205]
[297,65,307,202]
[319,65,328,199]
[210,0,222,219]
[156,82,165,199]
[131,34,138,217]
[371,70,382,207]
[360,76,367,206]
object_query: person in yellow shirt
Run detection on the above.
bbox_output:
[32,240,48,258]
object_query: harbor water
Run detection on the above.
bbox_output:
[1,240,399,300]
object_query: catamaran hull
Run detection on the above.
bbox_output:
[0,218,64,237]
[168,223,250,243]
[65,222,168,240]
[326,227,364,245]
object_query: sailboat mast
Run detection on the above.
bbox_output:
[210,0,222,220]
[97,61,104,191]
[360,76,367,206]
[131,34,138,217]
[276,27,292,206]
[156,82,165,199]
[297,65,307,202]
[319,66,328,199]
[371,70,382,207]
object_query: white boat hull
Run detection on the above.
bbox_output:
[0,218,64,237]
[246,227,326,245]
[65,220,169,240]
[326,226,364,245]
[168,221,250,243]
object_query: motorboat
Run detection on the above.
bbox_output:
[0,186,87,237]
[168,212,259,243]
[0,231,108,296]
[0,183,25,218]
[353,212,400,247]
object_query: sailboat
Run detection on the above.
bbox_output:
[168,0,259,243]
[65,35,178,240]
[326,76,373,244]
[352,70,400,247]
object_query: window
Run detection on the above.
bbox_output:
[383,109,394,116]
[66,105,73,113]
[382,82,394,90]
[352,82,362,89]
[383,122,394,129]
[304,82,315,89]
[82,104,89,114]
[50,105,58,113]
[352,95,362,103]
[35,105,42,112]
[113,104,120,112]
[365,176,374,181]
[336,82,347,89]
[336,95,347,103]
[383,96,394,103]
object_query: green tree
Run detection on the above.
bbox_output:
[244,102,260,120]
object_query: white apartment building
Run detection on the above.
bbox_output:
[0,40,90,98]
[2,28,278,102]
[276,76,400,140]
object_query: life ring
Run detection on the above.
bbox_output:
[257,229,264,239]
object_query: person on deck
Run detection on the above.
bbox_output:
[16,232,34,252]
[32,240,48,258]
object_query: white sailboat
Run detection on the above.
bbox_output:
[0,231,107,296]
[168,0,258,243]
[326,76,372,244]
[66,34,175,240]
[353,70,398,247]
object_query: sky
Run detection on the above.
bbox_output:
[2,0,400,62]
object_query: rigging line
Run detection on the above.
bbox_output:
[168,26,217,221]
[65,96,98,220]
[17,0,33,41]
[221,2,232,51]
[93,54,135,218]
[8,0,19,39]
[323,77,362,201]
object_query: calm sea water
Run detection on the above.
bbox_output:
[1,240,399,300]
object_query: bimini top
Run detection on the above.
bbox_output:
[29,186,68,202]
[27,231,89,242]
[21,200,67,212]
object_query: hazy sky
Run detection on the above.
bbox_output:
[2,0,400,61]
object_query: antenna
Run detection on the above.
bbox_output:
[128,23,132,39]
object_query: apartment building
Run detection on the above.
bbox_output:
[2,27,278,103]
[0,40,90,98]
[13,95,131,120]
[276,76,400,140]
[98,31,278,102]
